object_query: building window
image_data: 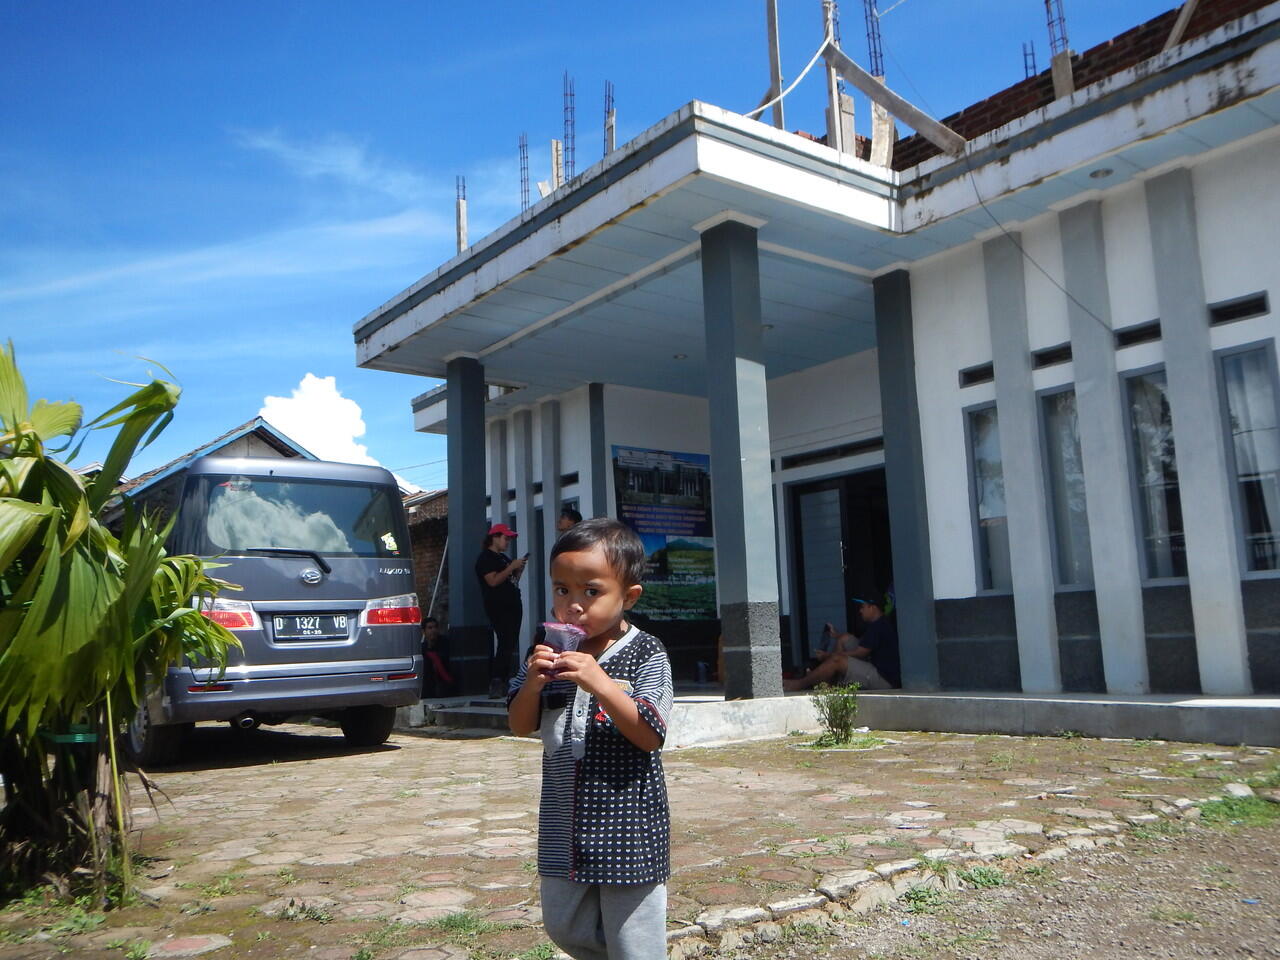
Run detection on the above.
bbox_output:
[1126,369,1185,578]
[968,405,1012,591]
[1042,389,1092,586]
[1220,346,1280,571]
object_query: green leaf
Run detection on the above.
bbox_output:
[0,499,55,576]
[28,398,83,441]
[84,379,181,513]
[0,340,30,433]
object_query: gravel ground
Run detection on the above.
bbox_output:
[736,819,1280,959]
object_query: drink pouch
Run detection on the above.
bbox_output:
[541,622,586,654]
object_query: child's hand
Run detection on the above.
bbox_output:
[521,644,559,689]
[549,650,610,694]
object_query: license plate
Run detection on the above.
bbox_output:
[272,614,349,640]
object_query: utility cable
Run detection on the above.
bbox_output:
[874,0,913,18]
[880,34,1116,337]
[746,30,833,120]
[390,456,449,472]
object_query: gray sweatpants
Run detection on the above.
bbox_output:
[540,876,667,960]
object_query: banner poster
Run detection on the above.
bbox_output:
[611,445,715,620]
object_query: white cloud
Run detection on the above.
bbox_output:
[259,373,421,492]
[236,129,436,204]
[261,373,375,465]
[0,209,448,306]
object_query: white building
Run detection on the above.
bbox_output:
[356,0,1280,699]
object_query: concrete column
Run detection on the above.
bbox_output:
[512,408,535,647]
[699,219,783,699]
[1145,169,1251,694]
[1059,201,1150,693]
[446,356,490,694]
[984,233,1062,693]
[587,382,609,518]
[540,397,562,566]
[488,419,508,527]
[873,270,939,690]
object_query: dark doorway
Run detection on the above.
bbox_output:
[788,467,893,666]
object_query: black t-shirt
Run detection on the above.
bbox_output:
[476,549,521,619]
[859,616,901,688]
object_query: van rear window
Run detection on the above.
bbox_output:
[176,475,406,558]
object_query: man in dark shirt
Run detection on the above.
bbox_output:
[476,523,527,697]
[783,594,899,691]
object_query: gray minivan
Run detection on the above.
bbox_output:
[127,456,423,764]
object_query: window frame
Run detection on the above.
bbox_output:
[1035,382,1094,592]
[963,400,1013,596]
[1120,361,1189,585]
[1214,337,1280,581]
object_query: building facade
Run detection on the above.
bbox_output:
[356,1,1280,697]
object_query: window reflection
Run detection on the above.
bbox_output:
[1127,371,1185,578]
[1221,348,1280,571]
[970,406,1012,591]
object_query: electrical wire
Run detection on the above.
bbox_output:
[746,30,833,120]
[879,34,1116,336]
[875,0,913,18]
[389,456,448,472]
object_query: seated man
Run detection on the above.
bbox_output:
[421,616,457,697]
[784,595,900,692]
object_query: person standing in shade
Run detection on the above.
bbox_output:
[476,523,527,698]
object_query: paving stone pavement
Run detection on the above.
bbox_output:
[0,719,1275,959]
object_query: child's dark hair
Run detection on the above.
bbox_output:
[550,517,646,586]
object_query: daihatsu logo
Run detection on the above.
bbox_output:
[299,568,323,585]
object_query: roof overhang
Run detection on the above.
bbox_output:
[357,4,1280,430]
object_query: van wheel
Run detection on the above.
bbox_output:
[125,703,189,766]
[339,705,397,747]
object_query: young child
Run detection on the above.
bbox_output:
[508,518,673,960]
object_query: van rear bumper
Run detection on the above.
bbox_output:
[159,657,423,724]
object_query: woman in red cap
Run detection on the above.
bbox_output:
[476,523,528,697]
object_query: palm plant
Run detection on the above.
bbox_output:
[0,341,237,903]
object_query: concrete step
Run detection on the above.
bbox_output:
[396,697,512,731]
[398,690,1280,748]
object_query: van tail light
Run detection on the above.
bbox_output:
[360,593,421,627]
[188,683,233,693]
[200,598,261,631]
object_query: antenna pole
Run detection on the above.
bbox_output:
[551,139,564,190]
[519,133,530,212]
[603,80,616,155]
[822,0,844,154]
[563,72,576,181]
[455,175,467,252]
[1045,0,1074,97]
[862,0,883,78]
[765,0,786,129]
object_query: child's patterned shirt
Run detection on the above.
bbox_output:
[508,625,673,884]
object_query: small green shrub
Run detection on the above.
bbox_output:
[958,866,1007,888]
[901,884,947,913]
[810,682,860,745]
[1199,795,1280,828]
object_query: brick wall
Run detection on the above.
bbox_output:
[892,0,1273,171]
[406,491,449,627]
[410,514,449,627]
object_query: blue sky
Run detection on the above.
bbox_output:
[2,0,1174,490]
